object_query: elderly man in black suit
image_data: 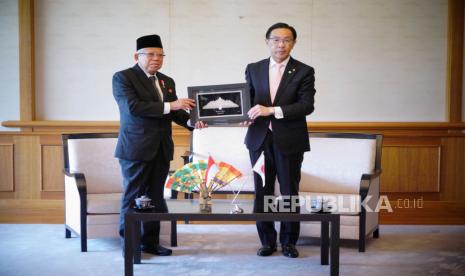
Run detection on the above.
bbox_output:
[244,23,316,258]
[113,34,205,256]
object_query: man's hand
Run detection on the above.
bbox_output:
[247,105,274,120]
[170,98,195,111]
[239,121,253,126]
[195,121,208,129]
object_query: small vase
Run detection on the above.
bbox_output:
[199,190,212,213]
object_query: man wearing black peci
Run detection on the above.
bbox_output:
[113,34,206,256]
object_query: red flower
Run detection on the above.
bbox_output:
[159,79,165,88]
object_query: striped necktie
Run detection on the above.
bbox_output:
[149,75,163,101]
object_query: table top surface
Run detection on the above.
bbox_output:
[128,199,341,221]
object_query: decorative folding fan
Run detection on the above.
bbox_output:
[166,160,207,193]
[209,162,243,191]
[166,157,242,194]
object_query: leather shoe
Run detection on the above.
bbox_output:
[257,244,277,256]
[282,244,299,258]
[141,245,172,256]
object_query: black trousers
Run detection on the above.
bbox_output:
[118,148,169,247]
[250,130,304,246]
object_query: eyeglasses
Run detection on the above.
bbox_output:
[267,37,294,46]
[138,52,166,58]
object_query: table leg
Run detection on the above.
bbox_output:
[134,221,141,264]
[124,215,134,276]
[321,221,329,265]
[330,216,340,276]
[171,220,178,247]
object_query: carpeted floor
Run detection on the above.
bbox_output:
[0,224,464,276]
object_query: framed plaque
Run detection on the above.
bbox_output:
[188,83,251,125]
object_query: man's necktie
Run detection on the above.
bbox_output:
[269,63,285,103]
[269,63,285,130]
[149,75,163,101]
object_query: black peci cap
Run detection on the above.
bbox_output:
[136,34,163,50]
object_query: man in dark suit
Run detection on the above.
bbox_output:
[113,34,205,256]
[244,23,316,258]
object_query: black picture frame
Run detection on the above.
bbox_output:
[188,83,251,125]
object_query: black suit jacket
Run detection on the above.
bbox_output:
[112,64,191,161]
[244,57,315,154]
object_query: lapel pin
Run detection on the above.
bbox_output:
[160,79,166,88]
[168,88,173,93]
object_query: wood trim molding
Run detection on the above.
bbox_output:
[2,121,465,136]
[18,0,35,128]
[446,0,464,123]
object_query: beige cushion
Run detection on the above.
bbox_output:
[192,128,376,195]
[68,138,123,194]
[87,193,122,214]
[300,137,376,194]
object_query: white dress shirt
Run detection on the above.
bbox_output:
[145,72,170,115]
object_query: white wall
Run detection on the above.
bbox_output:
[0,0,19,131]
[311,0,447,121]
[30,0,453,121]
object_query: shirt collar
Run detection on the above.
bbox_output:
[144,71,157,79]
[269,56,290,69]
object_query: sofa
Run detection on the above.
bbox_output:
[189,126,382,252]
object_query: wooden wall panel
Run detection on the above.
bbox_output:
[18,0,35,126]
[381,201,465,224]
[0,199,64,223]
[171,145,190,171]
[13,136,41,199]
[381,146,440,192]
[446,0,464,122]
[0,145,14,192]
[440,137,465,201]
[41,145,63,191]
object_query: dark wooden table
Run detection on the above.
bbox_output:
[124,199,340,276]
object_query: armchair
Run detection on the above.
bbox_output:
[63,133,173,252]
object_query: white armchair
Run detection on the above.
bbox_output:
[296,132,382,252]
[63,133,173,252]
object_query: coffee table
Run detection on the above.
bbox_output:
[124,199,340,276]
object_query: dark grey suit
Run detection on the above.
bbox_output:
[245,57,315,246]
[113,64,191,246]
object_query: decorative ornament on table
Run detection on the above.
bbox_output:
[166,155,242,212]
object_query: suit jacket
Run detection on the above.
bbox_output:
[244,57,315,154]
[113,64,191,161]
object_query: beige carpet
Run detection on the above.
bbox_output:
[0,224,464,276]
